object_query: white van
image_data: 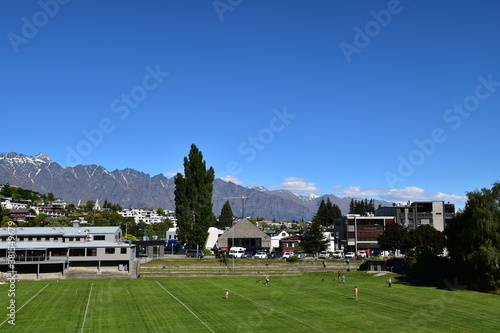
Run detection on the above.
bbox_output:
[229,247,246,258]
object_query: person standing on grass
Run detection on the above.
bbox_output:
[388,277,392,288]
[342,274,345,284]
[225,290,229,299]
[265,275,270,285]
[354,286,358,300]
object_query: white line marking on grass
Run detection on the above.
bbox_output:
[205,280,326,333]
[0,283,49,327]
[156,281,215,333]
[80,282,93,333]
[272,281,437,332]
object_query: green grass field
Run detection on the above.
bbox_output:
[0,271,498,332]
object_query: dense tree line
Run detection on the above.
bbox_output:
[349,198,375,215]
[316,198,342,226]
[445,182,500,292]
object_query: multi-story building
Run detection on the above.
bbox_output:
[0,220,135,279]
[344,214,395,254]
[393,201,455,231]
[118,208,176,225]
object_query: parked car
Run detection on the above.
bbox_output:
[370,251,380,257]
[281,252,294,259]
[344,252,355,259]
[254,252,267,259]
[215,250,229,258]
[267,251,281,259]
[332,251,344,259]
[357,250,367,258]
[295,251,306,259]
[241,252,254,259]
[186,249,205,258]
[318,251,329,259]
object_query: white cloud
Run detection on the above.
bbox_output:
[220,175,244,185]
[280,177,320,194]
[164,171,180,178]
[333,186,467,203]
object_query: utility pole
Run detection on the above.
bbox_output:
[223,196,249,272]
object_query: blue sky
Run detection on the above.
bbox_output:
[2,0,500,208]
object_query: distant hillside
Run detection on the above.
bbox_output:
[0,152,392,220]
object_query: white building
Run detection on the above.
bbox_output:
[271,230,290,250]
[119,208,176,225]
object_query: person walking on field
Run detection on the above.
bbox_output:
[354,286,358,300]
[225,290,229,299]
[388,277,392,288]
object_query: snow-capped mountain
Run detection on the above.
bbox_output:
[0,152,391,220]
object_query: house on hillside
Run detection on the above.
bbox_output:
[8,208,37,222]
[217,218,271,252]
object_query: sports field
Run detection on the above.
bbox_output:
[0,271,498,332]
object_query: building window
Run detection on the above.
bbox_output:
[69,248,85,256]
[36,237,41,241]
[86,248,97,256]
[121,248,127,254]
[69,237,74,241]
[105,248,115,254]
[93,235,105,241]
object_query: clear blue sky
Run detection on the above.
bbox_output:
[2,0,500,208]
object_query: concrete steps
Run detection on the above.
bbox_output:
[140,260,360,277]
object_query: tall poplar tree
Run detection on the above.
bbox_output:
[174,144,215,249]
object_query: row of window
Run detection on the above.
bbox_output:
[0,235,107,242]
[69,248,128,256]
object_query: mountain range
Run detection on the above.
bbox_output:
[0,152,392,220]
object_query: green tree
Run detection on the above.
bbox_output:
[377,222,407,254]
[349,198,375,215]
[302,215,327,256]
[47,192,55,201]
[174,144,215,249]
[156,207,166,216]
[217,200,234,229]
[316,198,341,226]
[402,225,445,279]
[403,225,445,257]
[445,182,500,292]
